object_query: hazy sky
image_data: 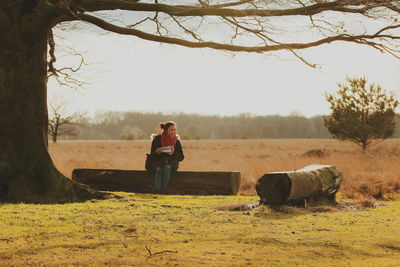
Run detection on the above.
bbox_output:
[48,22,400,118]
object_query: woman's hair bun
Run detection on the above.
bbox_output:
[159,121,175,131]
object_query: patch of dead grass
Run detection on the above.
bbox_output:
[49,139,400,199]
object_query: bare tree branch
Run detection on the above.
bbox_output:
[48,29,57,77]
[73,12,400,57]
[221,16,318,67]
[169,15,203,41]
[47,1,400,71]
[198,0,253,9]
[47,25,89,89]
[78,1,374,17]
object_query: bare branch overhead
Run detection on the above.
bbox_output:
[48,0,400,66]
[79,0,375,17]
[75,13,400,54]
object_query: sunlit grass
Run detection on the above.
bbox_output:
[0,193,399,266]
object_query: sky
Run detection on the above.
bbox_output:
[48,19,400,118]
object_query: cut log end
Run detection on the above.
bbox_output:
[256,173,291,205]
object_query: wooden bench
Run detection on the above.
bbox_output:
[72,169,241,195]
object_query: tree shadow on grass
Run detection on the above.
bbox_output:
[252,199,382,220]
[253,205,308,220]
[377,242,400,252]
[0,234,389,264]
[0,240,133,259]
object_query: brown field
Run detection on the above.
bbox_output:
[49,139,400,199]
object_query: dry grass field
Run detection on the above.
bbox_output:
[49,139,400,199]
[2,139,400,266]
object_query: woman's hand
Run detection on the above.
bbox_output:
[155,148,162,154]
[170,145,175,154]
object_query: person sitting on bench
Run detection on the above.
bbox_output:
[149,121,184,192]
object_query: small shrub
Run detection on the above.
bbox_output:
[302,148,328,158]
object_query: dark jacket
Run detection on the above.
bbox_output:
[149,135,184,171]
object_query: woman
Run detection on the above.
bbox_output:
[148,121,184,192]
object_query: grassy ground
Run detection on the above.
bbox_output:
[1,193,399,266]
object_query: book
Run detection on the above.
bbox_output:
[160,146,172,154]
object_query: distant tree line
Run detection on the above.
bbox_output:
[52,112,305,140]
[56,111,400,141]
[54,111,400,141]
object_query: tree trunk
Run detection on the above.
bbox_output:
[361,140,368,150]
[72,169,241,195]
[256,165,343,206]
[52,131,57,143]
[0,5,104,203]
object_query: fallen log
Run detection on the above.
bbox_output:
[255,164,343,206]
[72,169,241,195]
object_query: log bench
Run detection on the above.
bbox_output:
[72,169,241,195]
[256,164,343,206]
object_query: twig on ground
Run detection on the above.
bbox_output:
[145,245,152,256]
[152,250,177,256]
[145,245,177,256]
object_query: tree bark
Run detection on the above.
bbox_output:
[52,134,57,143]
[256,165,343,206]
[72,169,241,195]
[0,4,104,203]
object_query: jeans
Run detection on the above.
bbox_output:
[154,164,172,192]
